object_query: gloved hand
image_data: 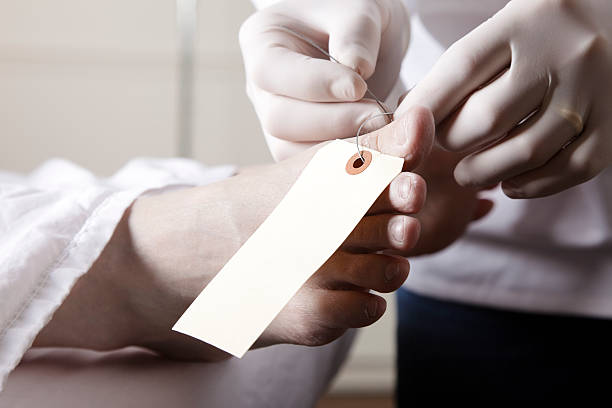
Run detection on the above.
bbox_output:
[397,0,612,198]
[240,0,411,161]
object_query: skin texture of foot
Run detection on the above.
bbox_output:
[34,106,434,361]
[407,145,495,256]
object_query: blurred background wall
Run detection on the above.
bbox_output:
[0,0,397,398]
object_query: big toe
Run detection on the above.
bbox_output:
[360,105,434,170]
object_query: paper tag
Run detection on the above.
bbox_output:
[173,140,403,357]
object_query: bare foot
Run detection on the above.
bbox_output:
[34,107,434,361]
[407,145,495,256]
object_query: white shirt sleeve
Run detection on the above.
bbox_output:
[0,158,235,390]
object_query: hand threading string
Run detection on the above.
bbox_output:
[275,25,395,163]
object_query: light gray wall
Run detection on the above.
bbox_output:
[0,0,271,174]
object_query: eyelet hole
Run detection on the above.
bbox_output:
[346,151,372,175]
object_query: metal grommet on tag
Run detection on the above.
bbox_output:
[346,151,372,175]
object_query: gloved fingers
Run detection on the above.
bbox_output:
[242,27,368,102]
[436,68,550,152]
[261,105,430,163]
[263,132,318,162]
[250,85,389,142]
[501,124,602,198]
[240,0,389,103]
[453,101,581,187]
[363,35,406,101]
[364,0,410,98]
[326,0,384,80]
[343,214,420,253]
[396,18,511,122]
[368,172,427,215]
[359,106,435,170]
[269,106,433,172]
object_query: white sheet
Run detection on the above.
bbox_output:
[0,331,354,408]
[0,158,234,390]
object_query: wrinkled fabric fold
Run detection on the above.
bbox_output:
[0,158,235,390]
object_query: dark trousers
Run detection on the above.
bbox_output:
[396,288,612,404]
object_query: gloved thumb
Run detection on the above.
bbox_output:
[327,9,384,80]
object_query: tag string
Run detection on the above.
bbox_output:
[274,25,396,163]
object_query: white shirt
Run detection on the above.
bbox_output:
[402,0,612,318]
[0,158,354,406]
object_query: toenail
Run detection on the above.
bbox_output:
[400,177,411,200]
[385,263,400,282]
[365,300,378,319]
[391,217,406,244]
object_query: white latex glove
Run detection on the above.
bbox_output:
[240,0,410,161]
[397,0,612,198]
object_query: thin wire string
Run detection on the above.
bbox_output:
[275,25,395,162]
